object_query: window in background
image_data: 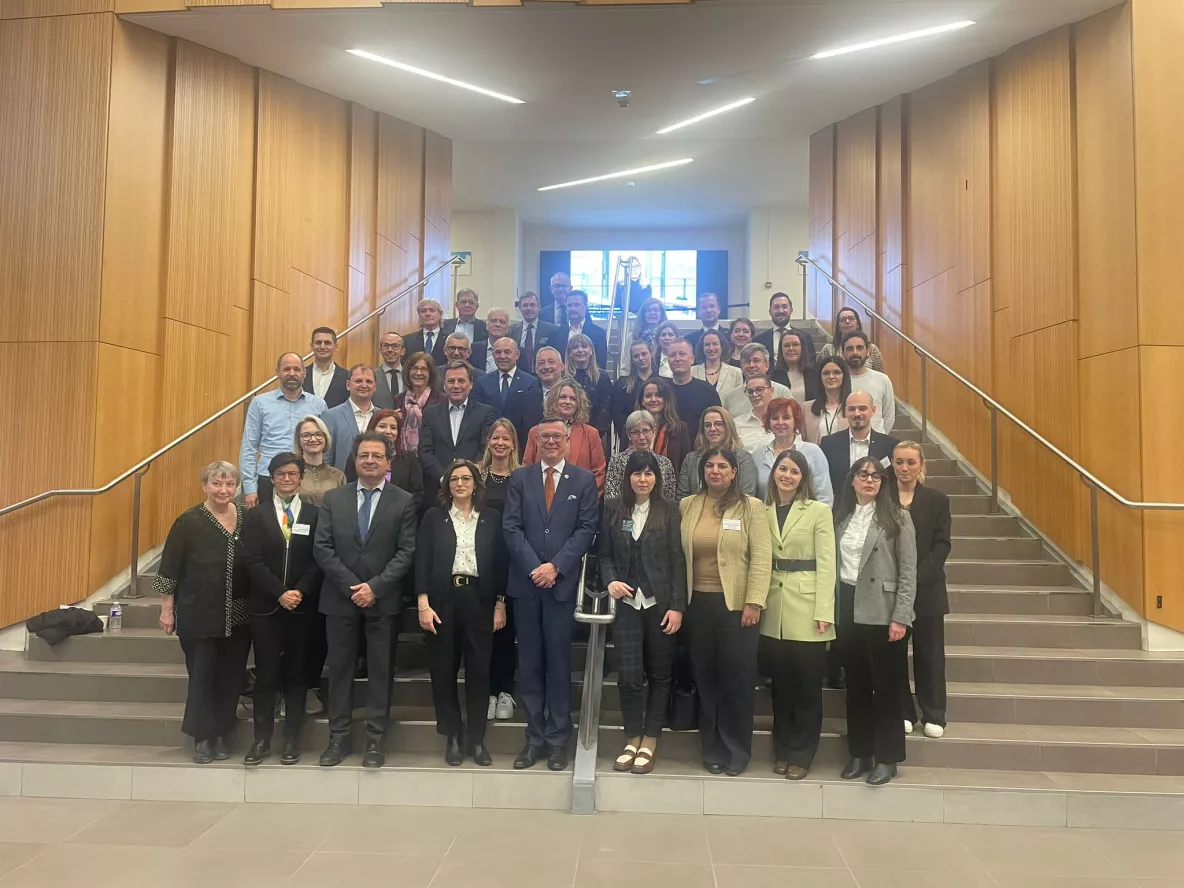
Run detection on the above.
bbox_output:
[568,250,698,320]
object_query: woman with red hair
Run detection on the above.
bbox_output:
[751,398,833,506]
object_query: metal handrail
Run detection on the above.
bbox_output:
[799,253,1184,616]
[572,555,613,815]
[0,256,460,595]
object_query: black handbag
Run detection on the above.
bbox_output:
[666,635,699,732]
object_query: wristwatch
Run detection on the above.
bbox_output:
[496,595,507,605]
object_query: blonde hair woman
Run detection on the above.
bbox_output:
[654,320,680,378]
[480,417,521,720]
[293,415,345,506]
[618,296,667,378]
[677,406,758,498]
[522,380,607,494]
[566,332,612,436]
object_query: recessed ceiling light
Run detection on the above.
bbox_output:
[346,49,525,104]
[811,20,976,59]
[656,97,756,135]
[537,159,694,192]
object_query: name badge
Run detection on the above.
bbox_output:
[621,519,634,533]
[879,456,892,469]
[722,519,742,531]
[291,524,311,536]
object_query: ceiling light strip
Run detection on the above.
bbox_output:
[656,97,756,135]
[811,20,976,60]
[347,49,525,104]
[537,158,694,192]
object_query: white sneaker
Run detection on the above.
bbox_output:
[923,722,945,739]
[495,692,515,720]
[904,720,914,735]
[487,695,497,720]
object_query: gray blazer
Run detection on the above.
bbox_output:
[322,400,368,472]
[834,508,917,627]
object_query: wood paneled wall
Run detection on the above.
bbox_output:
[0,10,451,628]
[811,4,1184,629]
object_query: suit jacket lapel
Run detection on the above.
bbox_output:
[779,501,808,542]
[532,466,549,524]
[858,522,883,574]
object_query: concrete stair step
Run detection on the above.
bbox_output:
[945,559,1073,586]
[948,495,995,515]
[951,514,1026,536]
[926,476,980,495]
[946,585,1095,616]
[917,458,964,477]
[949,536,1045,560]
[943,614,1141,650]
[943,646,1184,686]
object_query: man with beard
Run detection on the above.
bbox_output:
[844,331,896,434]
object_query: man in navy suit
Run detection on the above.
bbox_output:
[547,290,608,369]
[473,338,540,419]
[402,299,448,366]
[504,346,565,455]
[502,417,599,771]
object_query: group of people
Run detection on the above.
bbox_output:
[155,284,950,786]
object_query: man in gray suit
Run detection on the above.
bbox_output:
[373,332,405,410]
[322,365,378,471]
[314,432,417,770]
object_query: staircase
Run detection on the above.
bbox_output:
[1,329,1182,824]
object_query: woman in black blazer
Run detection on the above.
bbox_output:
[416,459,508,767]
[599,450,686,775]
[241,452,324,767]
[567,333,613,439]
[891,441,952,738]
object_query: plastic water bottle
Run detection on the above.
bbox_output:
[107,602,122,634]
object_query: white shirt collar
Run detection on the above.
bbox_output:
[351,399,373,414]
[499,366,517,380]
[273,491,300,513]
[449,503,478,523]
[314,363,335,375]
[542,459,566,478]
[358,478,386,494]
[450,399,469,411]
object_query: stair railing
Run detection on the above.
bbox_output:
[0,256,462,600]
[571,556,614,814]
[798,253,1184,618]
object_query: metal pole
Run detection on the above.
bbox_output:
[119,471,147,600]
[799,253,808,321]
[989,407,999,513]
[918,351,928,443]
[1088,483,1103,617]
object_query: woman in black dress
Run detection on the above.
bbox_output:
[567,333,613,439]
[154,461,250,764]
[479,418,519,720]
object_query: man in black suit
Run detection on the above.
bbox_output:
[504,346,565,455]
[684,292,724,357]
[502,418,600,770]
[472,338,540,418]
[756,292,818,364]
[314,432,417,769]
[419,361,496,498]
[373,331,405,410]
[819,391,900,500]
[548,290,608,369]
[303,327,350,408]
[509,292,558,375]
[402,298,448,366]
[441,288,488,347]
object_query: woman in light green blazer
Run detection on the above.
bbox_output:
[761,448,836,780]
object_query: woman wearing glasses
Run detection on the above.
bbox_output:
[293,416,345,506]
[833,457,917,785]
[677,406,758,499]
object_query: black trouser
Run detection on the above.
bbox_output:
[325,611,396,742]
[687,592,758,772]
[761,635,827,768]
[179,627,250,742]
[612,601,676,739]
[250,611,316,741]
[515,592,574,748]
[837,582,908,764]
[490,597,516,697]
[425,582,494,742]
[902,614,947,727]
[304,612,328,689]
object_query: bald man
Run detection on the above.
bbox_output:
[818,391,900,496]
[473,336,540,417]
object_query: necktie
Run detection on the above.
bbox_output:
[500,373,510,403]
[281,499,294,541]
[524,324,534,364]
[358,487,377,541]
[388,367,397,394]
[425,331,434,355]
[544,467,556,511]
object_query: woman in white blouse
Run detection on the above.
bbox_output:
[832,456,917,786]
[803,357,851,444]
[691,328,744,404]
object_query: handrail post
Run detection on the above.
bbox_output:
[799,251,808,321]
[989,406,999,513]
[118,470,148,600]
[918,350,928,443]
[1087,481,1103,617]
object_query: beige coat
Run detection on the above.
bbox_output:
[679,494,772,612]
[761,500,837,642]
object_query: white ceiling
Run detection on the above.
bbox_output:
[128,0,1117,228]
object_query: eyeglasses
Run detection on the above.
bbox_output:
[539,433,566,443]
[702,421,726,431]
[854,471,882,482]
[299,432,325,441]
[449,476,474,485]
[746,386,769,397]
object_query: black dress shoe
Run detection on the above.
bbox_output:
[866,763,897,786]
[724,766,745,777]
[193,738,213,765]
[840,757,873,780]
[243,739,271,766]
[445,734,463,767]
[546,746,568,771]
[468,741,492,767]
[319,737,351,767]
[212,737,231,760]
[773,761,790,775]
[826,671,846,690]
[704,762,724,775]
[280,738,301,765]
[514,743,542,769]
[362,739,385,769]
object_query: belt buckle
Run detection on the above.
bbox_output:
[452,575,463,587]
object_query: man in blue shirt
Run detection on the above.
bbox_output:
[241,352,327,507]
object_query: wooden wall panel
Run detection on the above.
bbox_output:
[835,108,877,248]
[424,128,453,234]
[1076,4,1137,359]
[0,12,111,344]
[166,40,255,333]
[253,71,295,293]
[953,62,991,295]
[99,21,170,355]
[879,96,904,276]
[1131,0,1184,348]
[377,114,425,254]
[349,104,378,275]
[907,77,954,290]
[1140,345,1184,624]
[808,126,835,324]
[1,0,111,17]
[993,28,1075,336]
[376,236,422,336]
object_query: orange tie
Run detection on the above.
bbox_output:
[544,467,556,511]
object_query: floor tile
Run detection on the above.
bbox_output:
[704,777,823,818]
[714,864,858,887]
[0,845,42,880]
[851,871,997,888]
[0,765,20,797]
[429,855,577,888]
[822,784,945,823]
[287,852,441,888]
[448,808,583,859]
[1067,793,1184,830]
[575,858,715,888]
[828,820,979,872]
[357,769,473,807]
[980,876,1136,888]
[189,803,339,852]
[66,800,234,847]
[168,848,311,888]
[130,764,245,802]
[707,815,843,868]
[955,825,1124,877]
[245,767,359,805]
[472,770,571,810]
[581,811,711,864]
[0,798,121,843]
[943,788,1067,826]
[0,842,174,888]
[318,805,470,856]
[20,763,132,800]
[595,773,703,814]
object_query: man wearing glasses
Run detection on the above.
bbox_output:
[723,343,792,418]
[733,374,778,452]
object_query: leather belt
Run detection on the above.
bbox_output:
[451,574,475,587]
[773,558,817,572]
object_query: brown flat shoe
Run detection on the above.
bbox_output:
[786,766,809,780]
[773,761,789,775]
[614,744,638,772]
[631,745,655,775]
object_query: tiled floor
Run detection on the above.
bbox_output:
[0,798,1183,887]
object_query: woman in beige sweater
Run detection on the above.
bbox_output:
[680,447,772,776]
